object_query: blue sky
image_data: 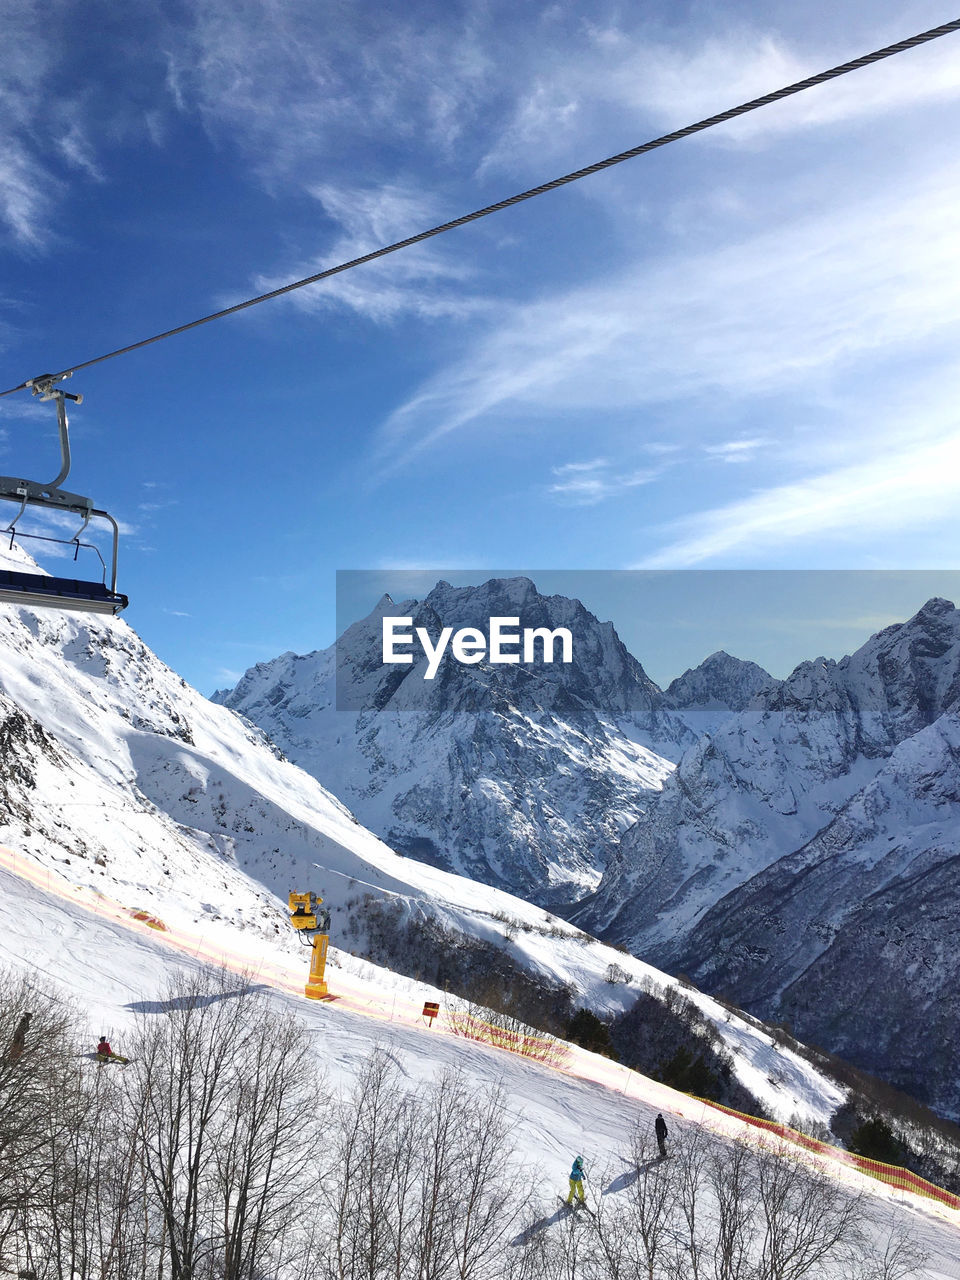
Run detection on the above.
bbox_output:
[2,0,960,693]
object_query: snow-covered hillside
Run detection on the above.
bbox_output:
[3,842,959,1279]
[0,545,958,1274]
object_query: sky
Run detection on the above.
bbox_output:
[1,0,960,693]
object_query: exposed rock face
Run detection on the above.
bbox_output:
[579,598,960,1117]
[215,577,692,906]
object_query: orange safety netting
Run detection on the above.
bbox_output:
[444,1008,570,1063]
[699,1097,960,1211]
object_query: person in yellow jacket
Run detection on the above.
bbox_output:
[566,1154,586,1206]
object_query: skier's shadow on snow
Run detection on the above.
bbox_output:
[510,1206,570,1246]
[509,1159,666,1243]
[603,1158,661,1195]
[124,986,272,1014]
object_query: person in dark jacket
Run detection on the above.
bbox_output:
[655,1113,668,1159]
[6,1012,31,1062]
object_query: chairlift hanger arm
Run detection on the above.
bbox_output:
[0,375,127,614]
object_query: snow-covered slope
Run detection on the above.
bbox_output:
[3,845,958,1279]
[214,577,689,906]
[1,544,959,1275]
[674,708,960,1115]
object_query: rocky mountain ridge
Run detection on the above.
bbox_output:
[579,597,960,1117]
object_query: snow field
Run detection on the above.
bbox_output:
[2,844,959,1280]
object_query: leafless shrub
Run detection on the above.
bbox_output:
[604,963,631,985]
[753,1138,865,1280]
[513,1127,929,1280]
[319,1049,531,1280]
[707,1134,759,1280]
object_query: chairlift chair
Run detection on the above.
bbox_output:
[0,375,127,615]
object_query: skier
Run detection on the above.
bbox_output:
[565,1154,586,1207]
[6,1011,31,1062]
[655,1113,668,1159]
[95,1036,129,1067]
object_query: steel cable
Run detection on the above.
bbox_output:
[2,16,958,398]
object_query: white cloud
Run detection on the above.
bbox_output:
[703,438,768,463]
[480,20,960,175]
[547,458,662,505]
[627,28,960,142]
[638,428,960,567]
[249,182,488,323]
[373,156,960,470]
[57,122,104,183]
[0,144,56,247]
[164,0,496,180]
[0,2,83,246]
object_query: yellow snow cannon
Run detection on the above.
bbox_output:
[288,891,330,1000]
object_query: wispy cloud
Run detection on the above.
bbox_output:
[250,182,487,323]
[703,438,768,463]
[480,20,960,175]
[164,0,497,180]
[638,428,960,567]
[0,2,88,247]
[373,155,960,471]
[548,458,662,505]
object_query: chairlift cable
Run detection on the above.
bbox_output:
[1,16,959,399]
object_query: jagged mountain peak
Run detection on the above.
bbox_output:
[215,576,689,904]
[334,575,668,720]
[914,595,955,618]
[761,597,960,747]
[666,649,774,712]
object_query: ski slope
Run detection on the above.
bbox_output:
[2,842,959,1280]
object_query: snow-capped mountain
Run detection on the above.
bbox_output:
[666,650,776,712]
[214,577,693,906]
[580,598,960,1117]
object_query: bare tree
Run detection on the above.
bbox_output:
[668,1128,711,1280]
[753,1139,866,1280]
[0,970,99,1277]
[412,1072,530,1280]
[707,1136,758,1280]
[854,1214,930,1280]
[321,1048,416,1280]
[586,1132,678,1280]
[212,1006,320,1279]
[125,968,322,1280]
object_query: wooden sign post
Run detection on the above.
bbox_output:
[422,1001,440,1027]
